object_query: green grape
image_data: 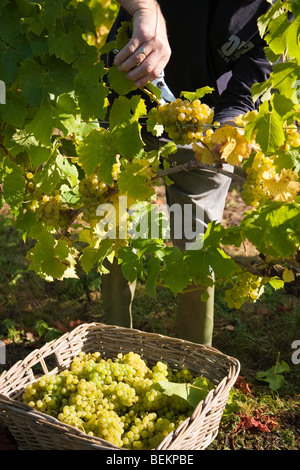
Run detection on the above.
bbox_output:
[78,157,122,226]
[285,125,300,149]
[78,173,108,224]
[224,271,263,309]
[155,98,214,145]
[28,191,69,229]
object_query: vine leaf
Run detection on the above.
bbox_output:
[48,24,86,64]
[180,86,214,102]
[156,376,215,409]
[2,158,25,216]
[160,247,191,294]
[117,160,155,202]
[245,102,285,154]
[74,62,109,120]
[18,57,74,107]
[256,360,290,390]
[26,231,77,281]
[77,128,117,184]
[108,64,135,95]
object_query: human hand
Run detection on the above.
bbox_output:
[114,1,171,88]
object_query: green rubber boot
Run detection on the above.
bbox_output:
[176,282,215,346]
[101,257,136,328]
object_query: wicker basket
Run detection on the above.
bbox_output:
[0,322,240,450]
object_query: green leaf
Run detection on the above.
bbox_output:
[77,128,118,184]
[5,127,51,168]
[288,0,300,17]
[160,247,190,294]
[115,20,132,51]
[0,37,32,84]
[0,91,28,128]
[48,24,86,64]
[8,129,38,156]
[72,44,99,72]
[34,157,61,194]
[25,93,80,147]
[285,15,300,63]
[18,57,75,107]
[0,4,23,43]
[271,93,296,120]
[25,100,58,146]
[80,246,102,273]
[74,61,109,120]
[256,361,290,390]
[251,80,272,103]
[108,64,135,95]
[109,95,146,158]
[205,248,238,280]
[270,62,300,104]
[75,1,96,36]
[245,102,285,154]
[37,0,65,32]
[117,246,141,283]
[257,0,283,38]
[145,256,161,298]
[156,376,214,408]
[240,202,300,258]
[113,120,144,158]
[2,158,25,215]
[27,231,73,281]
[146,108,164,137]
[268,276,284,290]
[117,160,155,202]
[56,155,78,187]
[180,86,214,101]
[15,209,38,233]
[264,10,291,56]
[29,145,52,169]
[274,148,300,174]
[110,95,147,128]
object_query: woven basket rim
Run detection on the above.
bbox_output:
[0,321,240,373]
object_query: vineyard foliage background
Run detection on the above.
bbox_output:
[0,0,299,309]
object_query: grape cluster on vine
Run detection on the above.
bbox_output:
[224,271,264,309]
[22,351,209,449]
[241,151,300,207]
[155,98,214,145]
[78,156,121,226]
[193,124,251,166]
[26,173,69,229]
[284,124,300,150]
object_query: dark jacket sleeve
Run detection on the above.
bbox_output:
[213,46,272,123]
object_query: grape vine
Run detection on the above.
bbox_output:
[0,0,299,309]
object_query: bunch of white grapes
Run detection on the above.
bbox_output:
[224,271,264,309]
[22,351,205,449]
[241,151,300,207]
[155,98,214,145]
[26,173,68,229]
[78,157,121,225]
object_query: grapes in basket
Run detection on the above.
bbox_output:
[22,351,214,449]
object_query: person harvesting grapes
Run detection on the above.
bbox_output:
[101,0,273,346]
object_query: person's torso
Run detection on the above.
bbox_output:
[105,0,270,106]
[157,0,270,104]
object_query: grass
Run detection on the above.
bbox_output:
[0,206,299,450]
